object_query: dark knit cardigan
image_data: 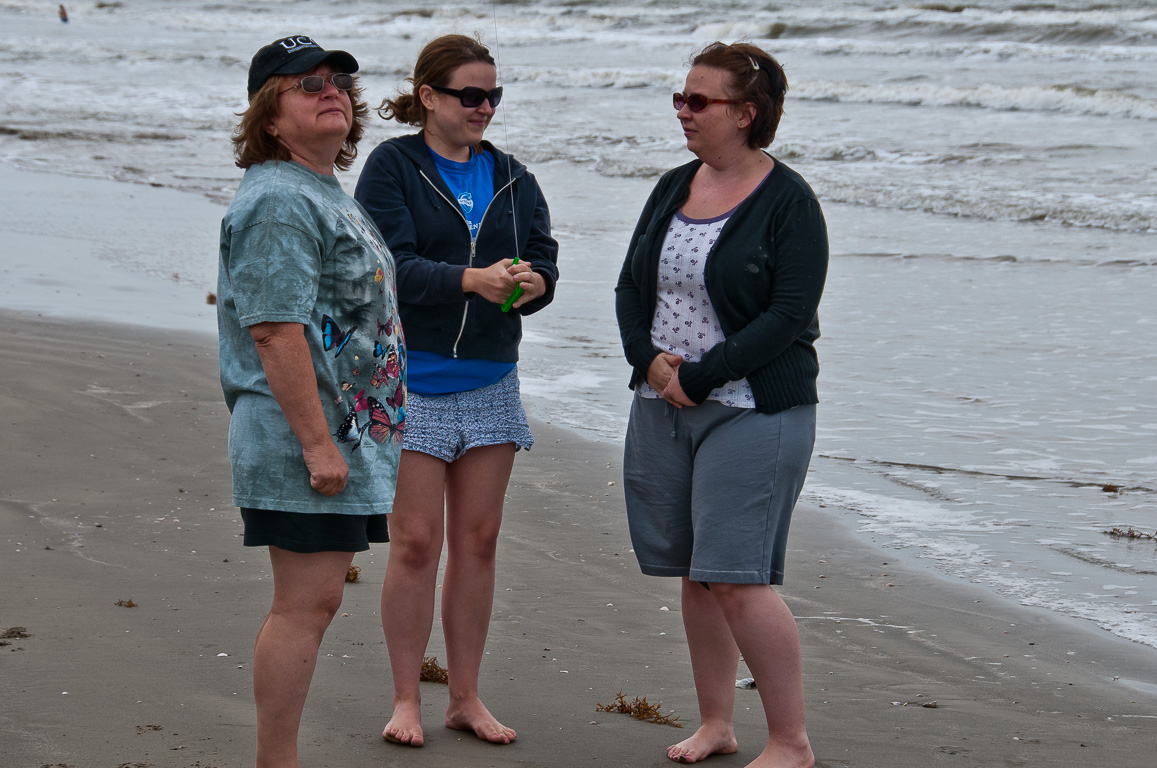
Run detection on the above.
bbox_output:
[615,157,828,414]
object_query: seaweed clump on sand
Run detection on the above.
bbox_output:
[115,598,137,607]
[420,656,448,683]
[346,565,362,583]
[596,690,682,727]
[1104,527,1156,541]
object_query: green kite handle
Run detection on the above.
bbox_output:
[500,256,523,313]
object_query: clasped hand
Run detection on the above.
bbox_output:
[462,259,545,309]
[646,353,696,408]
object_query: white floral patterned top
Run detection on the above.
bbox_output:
[638,209,755,408]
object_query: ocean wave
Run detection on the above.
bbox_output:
[507,65,678,91]
[760,35,1157,65]
[503,65,1157,120]
[479,1,1157,48]
[0,0,124,12]
[818,454,1157,493]
[0,36,249,72]
[0,32,412,87]
[11,0,1154,50]
[692,3,1157,47]
[41,0,1146,55]
[7,4,1154,78]
[572,136,1031,168]
[0,124,184,143]
[795,79,1157,120]
[803,482,1157,649]
[837,251,1157,267]
[809,172,1157,235]
[514,143,670,179]
[504,130,1157,235]
[774,141,1037,166]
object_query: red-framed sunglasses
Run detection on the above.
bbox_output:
[673,92,741,112]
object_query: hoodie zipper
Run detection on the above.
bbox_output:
[420,169,517,358]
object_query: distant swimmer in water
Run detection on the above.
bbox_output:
[58,5,68,23]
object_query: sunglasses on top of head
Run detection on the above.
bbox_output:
[673,92,741,112]
[281,73,355,95]
[430,84,503,109]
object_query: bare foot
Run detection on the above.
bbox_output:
[445,697,516,744]
[666,724,738,763]
[382,700,424,747]
[743,737,814,768]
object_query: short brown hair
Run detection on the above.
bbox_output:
[692,42,788,149]
[232,74,369,171]
[377,34,495,126]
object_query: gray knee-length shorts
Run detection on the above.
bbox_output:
[623,395,816,585]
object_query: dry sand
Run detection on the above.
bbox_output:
[2,310,1156,768]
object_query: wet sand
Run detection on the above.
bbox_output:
[2,310,1156,767]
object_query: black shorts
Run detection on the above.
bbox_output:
[240,508,389,553]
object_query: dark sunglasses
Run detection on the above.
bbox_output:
[281,73,355,95]
[430,84,503,109]
[673,92,741,112]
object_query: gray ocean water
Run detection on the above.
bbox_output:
[1,0,1155,650]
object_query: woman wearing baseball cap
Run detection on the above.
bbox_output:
[217,36,405,767]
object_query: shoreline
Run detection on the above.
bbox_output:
[0,163,222,335]
[2,309,1156,767]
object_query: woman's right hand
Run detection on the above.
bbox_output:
[646,353,684,400]
[303,440,349,496]
[462,259,519,304]
[250,322,350,497]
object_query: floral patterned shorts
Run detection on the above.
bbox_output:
[401,368,533,462]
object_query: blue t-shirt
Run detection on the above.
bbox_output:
[407,350,514,396]
[217,161,406,515]
[411,146,512,394]
[429,146,495,239]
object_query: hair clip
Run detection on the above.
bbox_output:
[748,55,759,71]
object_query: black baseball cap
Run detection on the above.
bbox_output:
[247,35,359,99]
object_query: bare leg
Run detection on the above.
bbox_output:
[253,546,354,768]
[441,443,518,744]
[380,450,448,747]
[710,583,814,768]
[667,578,740,763]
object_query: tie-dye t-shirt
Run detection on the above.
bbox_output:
[217,161,406,515]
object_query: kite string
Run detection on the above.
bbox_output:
[490,3,525,312]
[490,2,519,254]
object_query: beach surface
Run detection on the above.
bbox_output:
[2,310,1156,768]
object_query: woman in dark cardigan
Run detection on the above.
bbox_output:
[615,41,827,768]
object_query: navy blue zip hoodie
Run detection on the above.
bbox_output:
[355,133,559,362]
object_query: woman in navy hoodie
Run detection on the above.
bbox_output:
[355,33,558,749]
